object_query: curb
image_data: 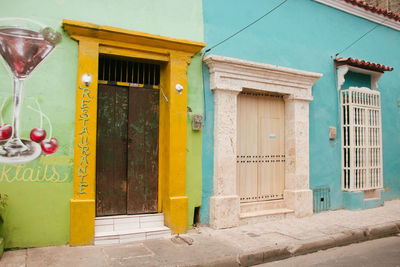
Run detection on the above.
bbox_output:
[238,247,291,267]
[367,222,400,239]
[190,220,400,267]
[188,256,241,267]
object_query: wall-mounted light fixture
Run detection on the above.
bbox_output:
[176,84,184,94]
[81,73,92,86]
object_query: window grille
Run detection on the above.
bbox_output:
[341,87,383,191]
[98,55,160,87]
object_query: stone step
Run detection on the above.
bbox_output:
[240,199,287,214]
[94,213,170,245]
[95,213,164,233]
[94,226,171,245]
[240,208,294,225]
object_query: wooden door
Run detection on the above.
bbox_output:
[237,94,258,202]
[96,84,129,216]
[96,84,159,216]
[257,96,285,200]
[127,87,159,214]
[237,93,285,203]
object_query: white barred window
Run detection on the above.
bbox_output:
[341,87,383,191]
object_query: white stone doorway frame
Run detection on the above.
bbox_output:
[204,55,323,229]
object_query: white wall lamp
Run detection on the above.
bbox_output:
[176,84,184,94]
[81,73,93,87]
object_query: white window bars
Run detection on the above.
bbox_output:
[341,87,383,191]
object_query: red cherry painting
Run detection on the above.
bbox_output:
[30,128,46,142]
[40,138,58,154]
[0,124,12,140]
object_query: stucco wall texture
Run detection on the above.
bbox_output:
[0,0,204,248]
[201,0,400,224]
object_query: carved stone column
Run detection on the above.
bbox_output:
[284,95,313,217]
[209,89,241,229]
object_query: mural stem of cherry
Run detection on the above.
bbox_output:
[27,101,58,155]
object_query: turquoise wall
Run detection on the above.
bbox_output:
[201,0,400,223]
[0,0,203,248]
[342,72,372,89]
[200,62,213,224]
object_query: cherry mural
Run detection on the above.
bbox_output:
[0,124,12,140]
[28,101,58,155]
[40,138,58,154]
[0,18,61,163]
[30,128,46,143]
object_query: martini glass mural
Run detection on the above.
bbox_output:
[0,18,61,164]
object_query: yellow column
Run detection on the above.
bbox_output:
[162,52,191,234]
[70,39,99,246]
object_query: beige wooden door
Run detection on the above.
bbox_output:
[237,93,285,203]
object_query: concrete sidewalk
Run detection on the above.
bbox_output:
[1,200,399,267]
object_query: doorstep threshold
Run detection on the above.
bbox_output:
[95,226,170,238]
[240,208,294,219]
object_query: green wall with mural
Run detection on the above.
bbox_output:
[0,0,204,248]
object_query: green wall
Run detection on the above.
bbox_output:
[186,52,204,228]
[0,0,203,248]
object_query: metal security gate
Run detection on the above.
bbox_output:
[96,56,160,216]
[237,92,285,203]
[341,87,383,191]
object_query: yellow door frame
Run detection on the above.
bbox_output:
[63,19,205,246]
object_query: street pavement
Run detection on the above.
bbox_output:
[1,199,399,267]
[258,235,400,267]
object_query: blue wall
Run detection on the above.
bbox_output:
[201,0,400,223]
[200,63,214,224]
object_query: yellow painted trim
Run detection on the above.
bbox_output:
[99,45,169,62]
[69,39,99,246]
[98,80,159,89]
[72,39,99,200]
[64,19,205,245]
[63,19,205,54]
[70,199,95,246]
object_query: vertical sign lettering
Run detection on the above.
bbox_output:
[78,85,92,194]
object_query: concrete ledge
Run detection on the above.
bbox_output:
[189,256,240,267]
[262,247,292,263]
[288,237,337,256]
[331,229,368,246]
[368,222,400,239]
[191,220,400,267]
[238,246,291,267]
[238,250,264,266]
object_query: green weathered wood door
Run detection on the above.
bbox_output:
[127,87,159,214]
[96,84,159,216]
[96,84,128,216]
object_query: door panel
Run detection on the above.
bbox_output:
[96,84,129,216]
[237,93,285,203]
[127,87,159,214]
[237,94,258,202]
